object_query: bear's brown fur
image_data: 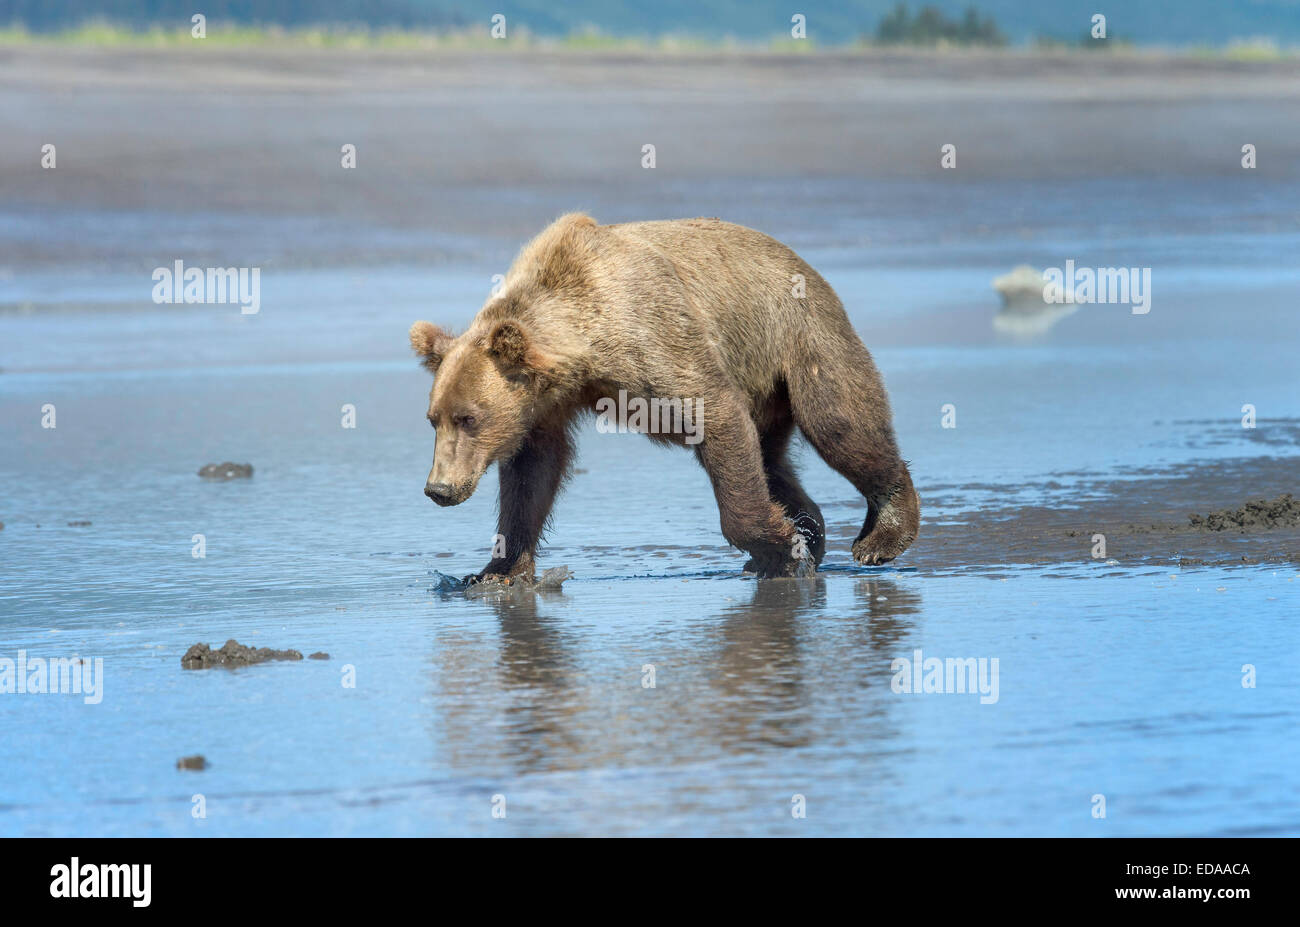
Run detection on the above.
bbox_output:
[410,212,919,580]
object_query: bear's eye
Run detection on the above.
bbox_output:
[456,414,477,430]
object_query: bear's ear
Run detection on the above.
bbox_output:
[409,321,453,373]
[486,320,544,373]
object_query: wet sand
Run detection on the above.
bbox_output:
[892,456,1300,573]
[7,45,1295,577]
[5,45,1300,269]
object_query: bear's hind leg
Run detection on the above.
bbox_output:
[788,347,920,565]
[849,464,919,566]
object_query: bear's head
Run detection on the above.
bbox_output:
[409,318,562,506]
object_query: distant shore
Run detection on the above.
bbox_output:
[2,22,1298,59]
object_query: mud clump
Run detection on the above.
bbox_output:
[460,566,573,599]
[533,566,572,590]
[176,755,207,771]
[181,639,303,669]
[199,462,253,480]
[1189,494,1300,532]
[308,651,330,660]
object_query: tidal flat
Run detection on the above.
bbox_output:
[2,46,1297,836]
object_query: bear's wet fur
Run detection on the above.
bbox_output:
[410,213,919,579]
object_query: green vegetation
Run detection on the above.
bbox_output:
[1224,38,1286,61]
[5,1,1300,48]
[0,0,457,33]
[0,12,1294,60]
[0,21,537,49]
[873,4,1005,47]
[0,21,811,52]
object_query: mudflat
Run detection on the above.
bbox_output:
[6,45,1300,268]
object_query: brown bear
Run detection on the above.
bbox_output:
[410,213,919,581]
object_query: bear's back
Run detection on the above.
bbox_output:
[599,218,851,389]
[603,217,835,312]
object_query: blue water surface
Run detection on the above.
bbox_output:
[2,183,1297,836]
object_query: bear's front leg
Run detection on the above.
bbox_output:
[463,551,535,586]
[695,399,812,578]
[464,425,572,586]
[730,510,811,578]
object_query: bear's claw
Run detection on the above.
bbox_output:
[851,531,913,566]
[852,485,921,566]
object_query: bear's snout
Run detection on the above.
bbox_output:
[424,481,460,506]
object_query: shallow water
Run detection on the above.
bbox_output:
[2,180,1298,836]
[2,561,1296,836]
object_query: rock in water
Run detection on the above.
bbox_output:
[198,462,253,480]
[181,639,303,668]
